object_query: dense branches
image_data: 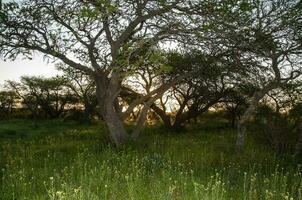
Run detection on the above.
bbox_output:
[0,0,301,148]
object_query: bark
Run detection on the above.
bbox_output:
[130,86,176,139]
[227,104,239,128]
[236,95,265,153]
[150,104,172,128]
[235,82,279,153]
[294,123,302,158]
[131,105,149,140]
[95,69,201,144]
[95,74,127,146]
[103,102,127,145]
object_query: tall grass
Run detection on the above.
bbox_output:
[0,119,301,199]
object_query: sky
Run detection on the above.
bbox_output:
[0,0,58,85]
[0,55,58,85]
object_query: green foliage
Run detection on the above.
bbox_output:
[56,63,98,122]
[289,103,302,123]
[239,1,252,12]
[80,6,99,18]
[158,64,173,73]
[201,23,215,31]
[0,10,6,23]
[6,76,78,119]
[0,90,18,119]
[253,105,298,154]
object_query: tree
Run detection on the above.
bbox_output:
[218,89,248,128]
[121,49,237,131]
[0,0,204,145]
[192,0,302,152]
[146,51,234,129]
[7,76,76,119]
[234,0,302,152]
[0,90,18,119]
[158,52,236,129]
[56,63,98,122]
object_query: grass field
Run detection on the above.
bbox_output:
[0,119,301,200]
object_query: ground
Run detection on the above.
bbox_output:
[0,119,301,200]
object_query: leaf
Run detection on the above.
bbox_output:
[239,2,252,12]
[107,4,117,13]
[159,64,173,73]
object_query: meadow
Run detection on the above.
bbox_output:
[0,119,301,200]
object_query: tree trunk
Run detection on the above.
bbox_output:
[236,94,264,153]
[150,104,172,128]
[95,74,127,146]
[236,82,278,153]
[103,102,127,145]
[294,123,302,158]
[131,105,149,140]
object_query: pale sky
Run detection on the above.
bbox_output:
[0,0,58,85]
[0,55,58,86]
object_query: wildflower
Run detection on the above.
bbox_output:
[193,182,199,187]
[56,191,65,198]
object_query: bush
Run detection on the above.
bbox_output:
[253,105,296,154]
[63,109,91,123]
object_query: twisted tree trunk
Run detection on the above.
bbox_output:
[95,73,127,146]
[236,100,258,153]
[236,82,279,153]
[103,102,127,145]
[131,105,149,140]
[150,104,172,128]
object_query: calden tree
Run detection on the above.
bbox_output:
[7,76,76,119]
[0,0,203,145]
[0,90,18,119]
[123,50,236,130]
[231,0,302,152]
[192,0,302,152]
[56,63,98,122]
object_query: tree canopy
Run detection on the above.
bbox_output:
[0,0,301,148]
